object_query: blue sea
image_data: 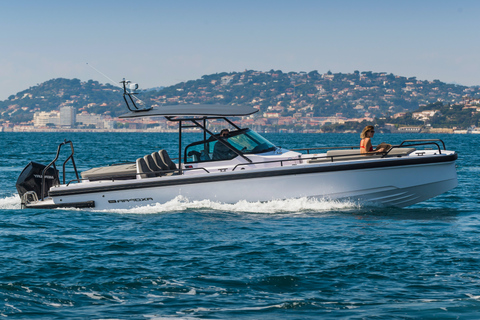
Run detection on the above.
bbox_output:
[0,132,479,319]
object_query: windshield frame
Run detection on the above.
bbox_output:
[183,128,277,163]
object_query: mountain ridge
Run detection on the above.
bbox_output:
[1,70,479,129]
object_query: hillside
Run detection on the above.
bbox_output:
[1,70,480,127]
[141,70,480,119]
[0,78,124,123]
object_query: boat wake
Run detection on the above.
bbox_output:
[0,194,21,210]
[0,193,361,214]
[95,196,362,215]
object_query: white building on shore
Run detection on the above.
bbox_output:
[33,111,60,127]
[59,106,76,128]
[33,106,76,128]
[76,112,104,128]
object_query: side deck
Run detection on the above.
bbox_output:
[78,146,439,184]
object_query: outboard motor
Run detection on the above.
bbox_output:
[16,162,59,203]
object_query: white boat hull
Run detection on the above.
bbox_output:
[30,155,457,210]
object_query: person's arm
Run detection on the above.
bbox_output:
[362,138,386,154]
[374,143,390,153]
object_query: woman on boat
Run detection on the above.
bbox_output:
[360,125,389,154]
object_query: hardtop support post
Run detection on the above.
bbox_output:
[203,118,207,150]
[178,120,182,174]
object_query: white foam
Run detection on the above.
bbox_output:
[466,293,480,300]
[75,291,106,300]
[21,286,32,293]
[182,303,285,313]
[0,195,21,210]
[45,302,62,308]
[99,196,360,215]
[111,295,125,303]
[143,316,200,320]
[5,304,21,312]
[7,193,359,214]
[185,288,196,295]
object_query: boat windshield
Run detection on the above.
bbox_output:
[226,129,277,154]
[184,129,277,163]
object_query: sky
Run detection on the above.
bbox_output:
[1,0,480,100]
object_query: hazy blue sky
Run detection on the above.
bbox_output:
[1,0,479,99]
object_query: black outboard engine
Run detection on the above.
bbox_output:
[16,162,59,202]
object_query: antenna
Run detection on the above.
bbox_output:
[86,63,121,88]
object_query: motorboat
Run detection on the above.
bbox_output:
[16,80,458,210]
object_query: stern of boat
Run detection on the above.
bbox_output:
[16,140,82,209]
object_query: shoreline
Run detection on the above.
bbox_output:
[2,127,479,134]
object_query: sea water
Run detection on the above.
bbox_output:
[0,132,479,319]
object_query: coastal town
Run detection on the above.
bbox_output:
[1,70,480,133]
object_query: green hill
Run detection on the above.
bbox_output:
[1,71,480,127]
[0,78,123,123]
